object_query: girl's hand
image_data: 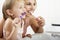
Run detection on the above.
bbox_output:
[13,18,21,24]
[12,18,21,27]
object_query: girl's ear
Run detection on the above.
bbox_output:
[6,9,13,16]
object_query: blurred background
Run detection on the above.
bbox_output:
[0,0,60,35]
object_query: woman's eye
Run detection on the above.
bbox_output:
[34,3,36,6]
[26,3,31,5]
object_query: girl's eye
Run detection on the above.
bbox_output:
[26,3,31,5]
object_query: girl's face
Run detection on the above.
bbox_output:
[10,1,26,19]
[25,0,36,14]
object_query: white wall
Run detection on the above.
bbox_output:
[0,0,5,19]
[0,0,60,34]
[33,0,60,32]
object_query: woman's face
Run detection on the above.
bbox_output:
[24,0,36,14]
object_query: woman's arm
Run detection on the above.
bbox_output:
[22,17,30,38]
[29,16,45,33]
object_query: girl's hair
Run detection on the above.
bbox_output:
[2,0,24,20]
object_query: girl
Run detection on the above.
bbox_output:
[0,0,26,40]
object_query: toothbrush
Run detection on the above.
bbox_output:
[20,12,26,27]
[20,12,26,19]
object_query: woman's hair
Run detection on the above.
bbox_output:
[24,0,37,4]
[2,0,24,20]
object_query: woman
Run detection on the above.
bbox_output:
[22,0,45,38]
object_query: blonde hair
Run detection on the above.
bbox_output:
[2,0,24,20]
[24,0,36,4]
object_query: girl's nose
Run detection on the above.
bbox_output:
[23,8,26,12]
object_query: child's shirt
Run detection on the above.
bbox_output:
[15,19,24,40]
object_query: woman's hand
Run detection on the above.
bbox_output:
[22,33,32,38]
[26,34,32,38]
[22,33,26,38]
[36,16,45,27]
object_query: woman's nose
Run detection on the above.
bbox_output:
[30,5,34,10]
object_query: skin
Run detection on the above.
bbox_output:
[24,0,36,14]
[0,18,5,38]
[22,0,45,38]
[10,1,26,18]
